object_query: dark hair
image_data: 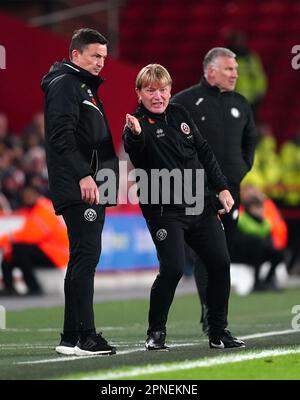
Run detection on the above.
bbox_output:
[69,28,108,58]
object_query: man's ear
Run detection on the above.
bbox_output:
[207,65,216,82]
[71,49,79,61]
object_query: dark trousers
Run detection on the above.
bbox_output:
[194,189,240,324]
[146,204,230,336]
[1,243,53,293]
[62,204,105,334]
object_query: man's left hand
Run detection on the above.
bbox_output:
[218,190,234,214]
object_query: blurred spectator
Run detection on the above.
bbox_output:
[22,147,48,177]
[0,185,69,296]
[0,112,21,151]
[0,192,11,214]
[279,131,300,273]
[227,31,268,122]
[0,112,8,140]
[232,185,287,292]
[23,112,45,147]
[240,184,288,250]
[25,172,49,198]
[279,137,300,206]
[0,167,24,210]
[242,127,283,202]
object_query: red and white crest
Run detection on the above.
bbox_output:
[180,122,190,135]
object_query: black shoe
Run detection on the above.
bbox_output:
[74,332,116,356]
[145,331,169,351]
[209,329,245,349]
[55,333,78,355]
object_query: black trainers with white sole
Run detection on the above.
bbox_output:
[55,333,78,355]
[145,331,169,351]
[209,329,246,349]
[74,332,116,356]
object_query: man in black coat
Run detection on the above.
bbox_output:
[41,28,118,356]
[172,47,258,332]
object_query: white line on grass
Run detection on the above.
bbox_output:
[14,328,300,366]
[241,329,299,340]
[3,326,126,332]
[15,348,146,365]
[80,347,300,380]
[1,344,52,349]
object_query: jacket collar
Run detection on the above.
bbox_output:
[137,102,168,121]
[200,77,221,94]
[63,60,104,89]
[199,77,234,97]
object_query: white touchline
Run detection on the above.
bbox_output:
[241,329,298,340]
[14,348,145,365]
[80,348,300,380]
[14,328,300,366]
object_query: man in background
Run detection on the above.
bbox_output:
[172,47,258,332]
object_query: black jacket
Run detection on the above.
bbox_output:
[172,78,257,189]
[123,103,228,216]
[41,61,118,214]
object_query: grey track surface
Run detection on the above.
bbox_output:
[0,271,197,311]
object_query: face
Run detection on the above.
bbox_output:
[208,56,238,92]
[71,43,107,76]
[21,188,39,207]
[137,84,171,114]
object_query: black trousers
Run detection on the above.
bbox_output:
[145,203,230,336]
[194,189,240,323]
[62,204,105,334]
[1,243,53,293]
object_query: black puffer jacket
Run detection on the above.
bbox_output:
[172,78,257,189]
[123,103,228,216]
[41,60,118,214]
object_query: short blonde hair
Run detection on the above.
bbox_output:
[136,64,172,90]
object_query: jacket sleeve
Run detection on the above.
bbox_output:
[186,110,229,193]
[122,124,146,165]
[242,103,258,170]
[45,76,93,182]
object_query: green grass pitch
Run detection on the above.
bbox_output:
[1,288,300,380]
